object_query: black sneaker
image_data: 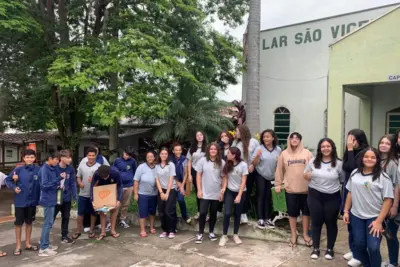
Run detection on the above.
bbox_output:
[310,248,320,259]
[195,234,203,244]
[324,249,334,260]
[256,220,266,229]
[264,219,275,229]
[61,237,75,244]
[209,233,218,242]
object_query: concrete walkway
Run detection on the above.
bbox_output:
[0,217,393,267]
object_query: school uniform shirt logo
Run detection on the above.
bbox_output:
[34,175,38,180]
[127,165,131,170]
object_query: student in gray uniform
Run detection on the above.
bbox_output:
[304,138,344,260]
[219,147,248,247]
[195,143,226,244]
[134,150,158,238]
[155,148,177,239]
[187,131,207,220]
[251,129,281,229]
[232,124,259,224]
[343,148,394,267]
[378,135,400,267]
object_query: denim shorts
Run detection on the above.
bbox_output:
[138,194,157,219]
[77,196,96,216]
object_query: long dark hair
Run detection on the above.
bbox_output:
[217,131,234,146]
[314,138,338,169]
[145,150,157,165]
[352,147,386,182]
[378,134,397,170]
[189,131,207,154]
[236,124,252,160]
[223,147,242,175]
[157,147,169,165]
[343,129,369,162]
[260,129,279,148]
[395,129,400,160]
[205,142,222,168]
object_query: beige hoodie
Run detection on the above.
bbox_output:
[275,134,313,194]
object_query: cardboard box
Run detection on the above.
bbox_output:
[93,184,117,211]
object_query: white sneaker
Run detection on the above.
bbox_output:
[38,249,57,257]
[106,222,111,232]
[264,219,275,229]
[219,235,228,247]
[48,245,58,251]
[240,214,248,224]
[83,227,90,233]
[343,252,353,261]
[233,235,242,245]
[119,220,130,229]
[381,260,390,267]
[348,258,362,267]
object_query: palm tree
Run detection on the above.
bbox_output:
[245,0,261,134]
[153,88,234,144]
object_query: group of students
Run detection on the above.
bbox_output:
[1,127,400,267]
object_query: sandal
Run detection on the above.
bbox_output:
[111,232,120,238]
[25,245,38,251]
[97,234,106,241]
[140,232,147,238]
[304,237,313,248]
[0,251,6,257]
[150,228,156,234]
[13,249,22,256]
[88,232,96,239]
[72,233,81,240]
[289,235,298,248]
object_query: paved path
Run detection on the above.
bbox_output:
[0,218,392,267]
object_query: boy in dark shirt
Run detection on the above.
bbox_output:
[38,151,62,257]
[6,149,40,256]
[91,165,122,240]
[54,150,77,244]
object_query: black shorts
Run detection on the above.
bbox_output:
[15,206,37,226]
[285,193,310,217]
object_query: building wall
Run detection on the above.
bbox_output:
[328,6,400,153]
[0,145,19,163]
[257,4,396,150]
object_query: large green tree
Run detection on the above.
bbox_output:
[0,0,248,150]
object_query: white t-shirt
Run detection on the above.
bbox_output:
[187,148,205,169]
[232,138,259,164]
[227,161,248,192]
[0,172,6,189]
[155,163,176,190]
[305,158,345,194]
[195,158,225,200]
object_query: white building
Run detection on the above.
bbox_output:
[243,3,400,151]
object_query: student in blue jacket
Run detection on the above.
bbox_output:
[38,151,62,257]
[54,150,77,244]
[91,165,122,241]
[112,147,137,228]
[5,149,40,256]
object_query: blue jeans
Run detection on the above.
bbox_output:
[387,206,400,265]
[175,189,187,219]
[342,182,360,260]
[40,206,55,250]
[351,214,381,267]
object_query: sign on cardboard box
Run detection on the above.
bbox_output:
[93,184,117,211]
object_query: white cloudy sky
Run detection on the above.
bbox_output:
[215,0,400,101]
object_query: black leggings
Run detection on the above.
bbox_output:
[199,199,219,234]
[242,171,256,214]
[191,167,200,213]
[307,187,341,250]
[223,189,246,235]
[255,172,272,220]
[157,189,177,233]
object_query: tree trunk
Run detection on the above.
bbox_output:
[108,73,119,151]
[245,0,261,135]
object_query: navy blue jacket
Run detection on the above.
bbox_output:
[112,157,137,188]
[39,163,61,207]
[6,165,41,208]
[90,169,123,201]
[56,164,77,203]
[171,155,187,183]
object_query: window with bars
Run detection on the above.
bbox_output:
[387,108,400,135]
[274,107,290,145]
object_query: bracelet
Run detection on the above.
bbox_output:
[344,210,349,214]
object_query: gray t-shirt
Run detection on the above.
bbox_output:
[251,145,281,180]
[134,163,157,196]
[156,162,176,190]
[227,161,249,192]
[232,138,259,164]
[195,158,226,200]
[382,159,399,186]
[77,162,101,198]
[305,159,345,194]
[346,171,394,219]
[187,148,205,170]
